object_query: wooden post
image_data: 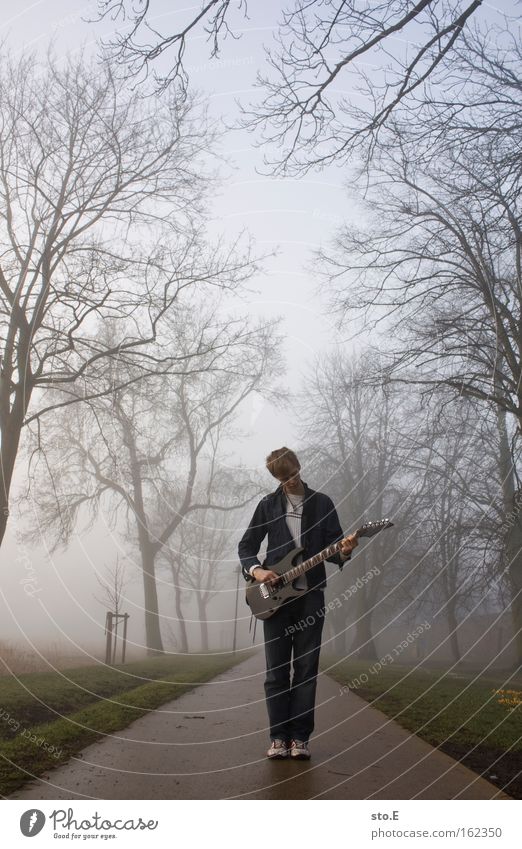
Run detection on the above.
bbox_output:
[105,612,129,664]
[105,612,113,665]
[122,613,129,663]
[112,614,119,665]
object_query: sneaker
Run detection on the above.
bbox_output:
[267,739,289,759]
[289,739,311,760]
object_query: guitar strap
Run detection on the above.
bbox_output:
[249,611,258,644]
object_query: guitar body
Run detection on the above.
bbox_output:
[243,518,393,621]
[245,546,308,620]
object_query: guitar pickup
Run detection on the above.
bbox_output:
[260,583,270,599]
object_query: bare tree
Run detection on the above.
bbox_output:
[321,145,521,419]
[399,403,502,665]
[296,350,410,659]
[161,504,238,652]
[95,0,496,172]
[299,349,507,665]
[412,21,522,171]
[155,414,255,653]
[318,116,522,662]
[0,48,257,548]
[93,555,130,617]
[95,0,246,93]
[162,547,191,653]
[243,0,485,173]
[23,305,281,654]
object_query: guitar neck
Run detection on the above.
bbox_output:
[282,537,352,585]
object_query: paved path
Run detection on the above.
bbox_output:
[9,651,511,800]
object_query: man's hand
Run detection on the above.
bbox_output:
[252,567,279,584]
[340,533,358,557]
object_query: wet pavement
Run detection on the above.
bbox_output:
[9,651,511,800]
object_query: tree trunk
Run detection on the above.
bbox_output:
[349,551,378,660]
[498,407,522,667]
[440,532,462,665]
[446,600,462,664]
[506,520,522,669]
[0,502,9,550]
[198,598,209,652]
[351,613,378,660]
[331,611,348,657]
[174,587,189,653]
[120,414,165,656]
[0,398,27,549]
[0,438,20,546]
[141,540,165,656]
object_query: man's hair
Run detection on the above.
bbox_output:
[266,447,300,478]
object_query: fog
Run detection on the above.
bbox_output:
[0,0,519,678]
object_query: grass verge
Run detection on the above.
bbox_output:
[322,656,522,799]
[0,651,250,796]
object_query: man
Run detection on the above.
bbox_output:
[238,447,357,760]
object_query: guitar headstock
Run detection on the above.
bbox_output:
[355,518,394,539]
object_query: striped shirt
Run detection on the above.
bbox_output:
[285,493,307,589]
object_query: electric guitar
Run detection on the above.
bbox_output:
[245,518,393,620]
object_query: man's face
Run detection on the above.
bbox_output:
[275,465,302,495]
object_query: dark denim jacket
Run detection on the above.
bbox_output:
[237,481,348,590]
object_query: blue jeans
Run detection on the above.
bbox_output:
[263,588,325,743]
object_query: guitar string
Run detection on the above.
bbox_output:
[279,521,388,586]
[261,520,391,596]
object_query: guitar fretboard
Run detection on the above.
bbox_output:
[282,539,346,585]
